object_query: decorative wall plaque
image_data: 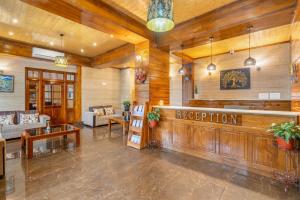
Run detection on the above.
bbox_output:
[175,110,242,126]
[220,68,250,90]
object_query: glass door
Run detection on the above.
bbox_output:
[43,82,64,124]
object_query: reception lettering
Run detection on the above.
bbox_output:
[175,110,242,125]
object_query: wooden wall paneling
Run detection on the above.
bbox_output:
[188,100,292,111]
[75,65,82,122]
[172,120,193,149]
[21,0,152,44]
[193,123,217,154]
[92,44,135,68]
[153,108,299,177]
[158,0,296,49]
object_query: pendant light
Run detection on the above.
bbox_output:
[147,0,175,32]
[178,46,186,75]
[54,34,68,68]
[244,26,256,66]
[207,37,216,75]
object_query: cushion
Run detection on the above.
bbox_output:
[104,107,114,115]
[93,108,105,116]
[0,114,15,125]
[20,113,39,124]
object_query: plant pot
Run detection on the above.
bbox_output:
[149,120,158,128]
[276,137,294,150]
[124,105,130,112]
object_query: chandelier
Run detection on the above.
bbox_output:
[54,34,68,67]
[147,0,174,32]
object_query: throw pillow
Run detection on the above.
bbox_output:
[93,108,105,116]
[0,114,15,125]
[104,107,114,115]
[20,113,39,124]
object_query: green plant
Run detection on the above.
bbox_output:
[147,108,160,121]
[268,121,300,142]
[123,100,130,106]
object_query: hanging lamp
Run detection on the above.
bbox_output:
[178,46,186,75]
[244,26,256,66]
[147,0,174,32]
[207,37,216,75]
[54,34,68,68]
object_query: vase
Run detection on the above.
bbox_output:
[149,120,158,128]
[276,137,294,150]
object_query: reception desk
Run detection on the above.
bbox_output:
[153,106,300,177]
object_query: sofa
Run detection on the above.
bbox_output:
[83,105,122,127]
[0,111,50,139]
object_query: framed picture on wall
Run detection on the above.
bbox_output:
[220,68,250,90]
[0,74,14,93]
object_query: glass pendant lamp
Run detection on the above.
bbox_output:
[207,37,216,75]
[147,0,175,32]
[54,34,68,68]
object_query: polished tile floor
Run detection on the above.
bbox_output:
[0,125,299,200]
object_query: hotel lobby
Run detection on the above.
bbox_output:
[0,0,300,199]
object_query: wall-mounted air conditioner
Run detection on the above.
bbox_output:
[32,47,64,60]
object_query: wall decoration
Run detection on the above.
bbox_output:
[0,74,14,92]
[135,68,147,84]
[220,68,250,90]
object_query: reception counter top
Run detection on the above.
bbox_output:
[154,105,300,117]
[152,106,299,177]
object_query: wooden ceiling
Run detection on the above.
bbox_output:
[182,24,292,59]
[102,0,237,24]
[0,0,127,57]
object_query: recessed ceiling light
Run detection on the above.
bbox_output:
[12,18,18,24]
[80,49,84,53]
[8,31,14,36]
[93,42,97,47]
[110,34,114,38]
[50,41,54,46]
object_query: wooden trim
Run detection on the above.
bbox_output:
[158,0,296,49]
[0,37,91,66]
[21,0,153,44]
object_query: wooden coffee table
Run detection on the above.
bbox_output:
[108,117,129,137]
[21,124,80,159]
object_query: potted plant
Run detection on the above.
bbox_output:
[268,121,300,150]
[123,100,131,111]
[147,108,160,128]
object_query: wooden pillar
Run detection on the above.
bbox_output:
[75,65,82,122]
[134,41,170,107]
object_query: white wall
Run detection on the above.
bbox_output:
[81,67,121,114]
[120,68,135,107]
[0,54,76,111]
[193,43,291,100]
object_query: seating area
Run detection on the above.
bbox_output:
[0,0,300,199]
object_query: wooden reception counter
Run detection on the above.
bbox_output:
[153,106,300,177]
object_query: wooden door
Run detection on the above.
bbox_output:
[43,82,65,124]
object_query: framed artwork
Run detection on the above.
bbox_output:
[220,68,250,90]
[0,74,14,92]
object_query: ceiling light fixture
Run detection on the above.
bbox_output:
[80,49,84,53]
[178,46,186,75]
[54,34,68,68]
[207,37,216,75]
[50,41,54,46]
[8,31,14,36]
[244,26,256,67]
[110,34,114,38]
[93,42,97,47]
[12,18,18,24]
[147,0,174,32]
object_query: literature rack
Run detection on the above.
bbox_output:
[127,102,148,149]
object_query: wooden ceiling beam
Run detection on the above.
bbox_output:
[92,44,135,68]
[158,0,297,49]
[20,0,153,44]
[0,37,91,66]
[172,52,194,64]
